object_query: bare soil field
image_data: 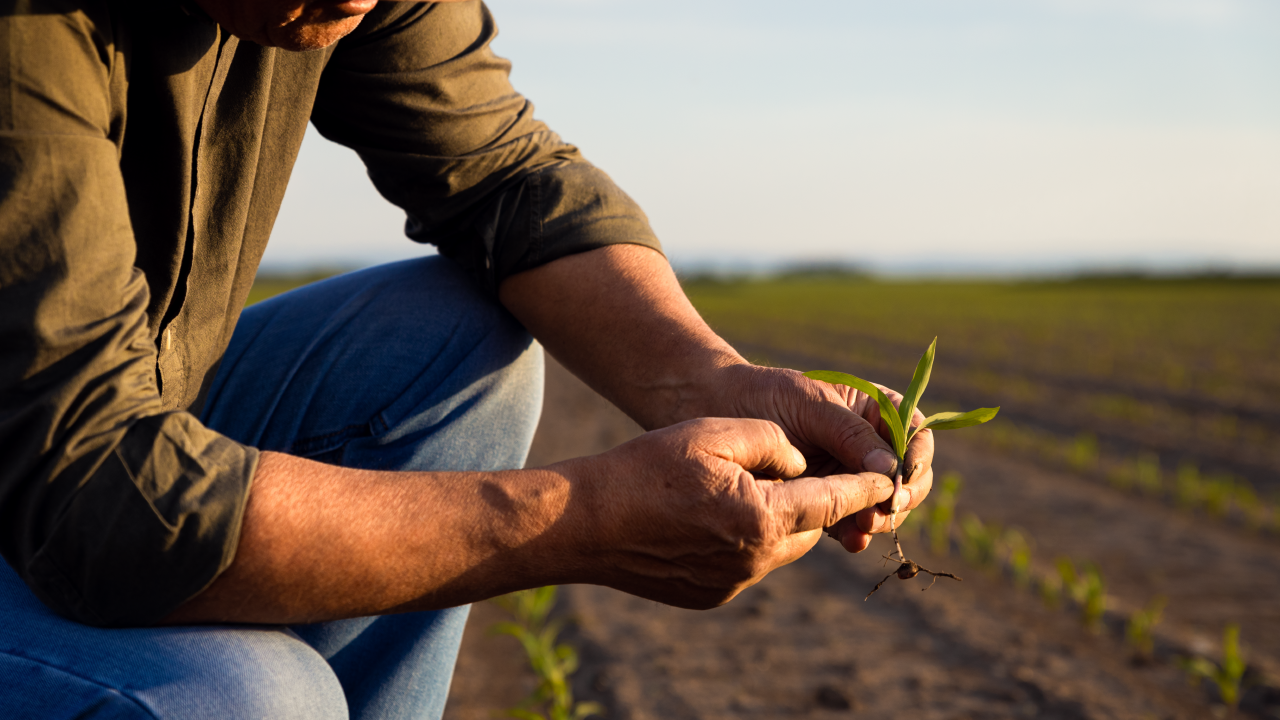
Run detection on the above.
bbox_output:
[444,355,1280,720]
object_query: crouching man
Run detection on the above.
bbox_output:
[0,0,935,717]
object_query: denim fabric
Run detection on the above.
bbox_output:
[0,256,545,719]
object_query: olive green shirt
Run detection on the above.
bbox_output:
[0,0,659,626]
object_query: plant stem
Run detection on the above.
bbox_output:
[890,457,905,561]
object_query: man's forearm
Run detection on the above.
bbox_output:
[167,246,737,625]
[498,244,749,430]
[163,452,590,624]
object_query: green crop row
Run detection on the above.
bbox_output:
[901,471,1251,709]
[970,422,1277,534]
[684,277,1280,409]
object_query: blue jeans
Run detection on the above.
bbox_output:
[0,257,545,719]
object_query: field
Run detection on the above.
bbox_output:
[686,274,1280,497]
[248,272,1280,717]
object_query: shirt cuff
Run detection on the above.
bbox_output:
[431,160,664,295]
[21,412,258,627]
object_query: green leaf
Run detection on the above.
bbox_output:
[910,407,1000,443]
[898,337,936,434]
[803,370,905,458]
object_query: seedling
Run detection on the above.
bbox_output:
[492,587,603,720]
[1135,452,1164,497]
[1038,574,1062,610]
[1180,624,1246,709]
[1176,462,1203,511]
[1126,595,1167,663]
[1068,433,1099,473]
[1231,482,1265,532]
[1202,474,1234,519]
[960,514,1000,568]
[1002,528,1033,589]
[805,338,999,599]
[1056,558,1106,632]
[928,472,962,557]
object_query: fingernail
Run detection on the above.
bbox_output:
[905,462,921,484]
[791,447,807,470]
[865,449,896,475]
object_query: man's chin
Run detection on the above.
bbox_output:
[266,14,367,51]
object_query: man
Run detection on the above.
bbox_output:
[0,0,936,717]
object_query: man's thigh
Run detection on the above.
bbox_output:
[200,255,544,719]
[0,562,347,719]
[202,255,544,473]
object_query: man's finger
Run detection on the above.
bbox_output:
[800,400,898,477]
[904,426,936,484]
[828,516,872,553]
[875,466,935,516]
[775,529,823,567]
[698,418,807,479]
[767,471,894,534]
[855,505,917,534]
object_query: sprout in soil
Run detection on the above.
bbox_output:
[805,337,999,600]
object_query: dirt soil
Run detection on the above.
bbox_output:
[444,358,1280,720]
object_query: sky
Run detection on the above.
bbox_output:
[263,0,1280,274]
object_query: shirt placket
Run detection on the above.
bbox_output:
[156,27,235,407]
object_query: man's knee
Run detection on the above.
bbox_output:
[0,627,347,720]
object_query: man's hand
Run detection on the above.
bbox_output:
[165,416,894,625]
[706,365,936,554]
[500,244,936,557]
[557,417,895,608]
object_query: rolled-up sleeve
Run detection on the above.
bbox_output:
[311,0,662,295]
[0,4,258,626]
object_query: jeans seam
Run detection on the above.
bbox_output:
[0,647,161,718]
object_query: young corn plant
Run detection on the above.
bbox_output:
[1180,624,1247,709]
[959,514,1001,568]
[928,472,962,557]
[1175,462,1204,511]
[1201,475,1235,519]
[1135,452,1164,497]
[492,587,604,720]
[1232,482,1266,533]
[1068,433,1099,473]
[1056,558,1107,632]
[806,338,999,599]
[1001,528,1033,589]
[1125,595,1167,664]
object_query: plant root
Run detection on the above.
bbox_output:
[862,455,960,600]
[865,555,962,601]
